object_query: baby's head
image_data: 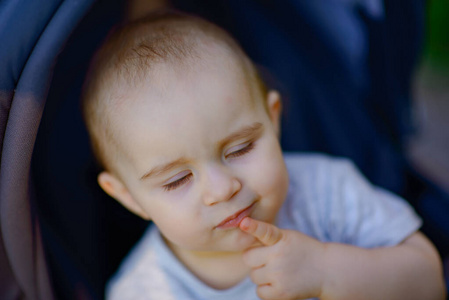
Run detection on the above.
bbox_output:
[82,11,289,253]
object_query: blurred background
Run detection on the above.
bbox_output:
[408,0,449,195]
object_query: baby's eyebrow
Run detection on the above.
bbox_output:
[140,158,190,181]
[218,122,263,148]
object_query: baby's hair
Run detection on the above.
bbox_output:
[81,11,267,172]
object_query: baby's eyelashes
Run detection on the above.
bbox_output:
[225,142,255,159]
[163,171,193,192]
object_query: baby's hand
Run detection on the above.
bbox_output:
[239,217,326,300]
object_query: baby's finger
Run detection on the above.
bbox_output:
[239,217,282,246]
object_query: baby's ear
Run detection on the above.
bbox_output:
[266,90,282,137]
[98,172,151,220]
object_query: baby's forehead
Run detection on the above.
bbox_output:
[108,53,259,132]
[109,43,254,106]
[107,67,264,171]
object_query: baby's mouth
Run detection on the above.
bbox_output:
[215,202,255,229]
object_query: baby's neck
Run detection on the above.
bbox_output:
[165,239,250,290]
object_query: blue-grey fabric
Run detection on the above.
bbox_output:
[0,1,94,299]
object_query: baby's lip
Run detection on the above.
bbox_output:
[215,202,255,229]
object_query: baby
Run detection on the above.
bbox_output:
[81,11,445,300]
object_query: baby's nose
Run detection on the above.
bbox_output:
[202,165,242,206]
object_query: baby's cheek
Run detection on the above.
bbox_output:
[256,137,288,191]
[265,162,289,208]
[260,158,288,195]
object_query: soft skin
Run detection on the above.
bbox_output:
[98,55,289,287]
[240,217,446,300]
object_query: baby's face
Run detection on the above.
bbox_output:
[104,58,289,254]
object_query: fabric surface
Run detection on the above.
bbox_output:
[31,1,152,299]
[106,153,422,300]
[0,0,94,299]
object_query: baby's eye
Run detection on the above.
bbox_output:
[163,172,193,192]
[226,142,255,159]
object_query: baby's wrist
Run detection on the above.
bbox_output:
[317,242,347,299]
[313,241,330,299]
